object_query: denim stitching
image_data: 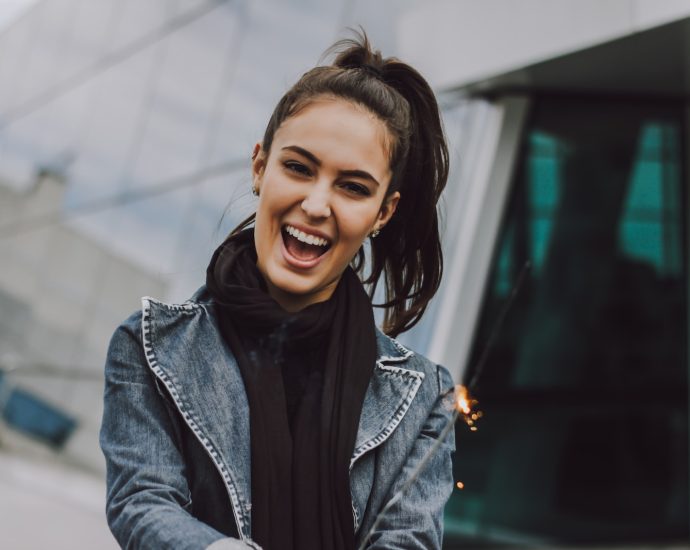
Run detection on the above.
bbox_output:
[143,296,200,313]
[388,335,413,358]
[349,364,424,470]
[377,332,414,363]
[436,364,453,396]
[352,499,360,532]
[141,298,251,540]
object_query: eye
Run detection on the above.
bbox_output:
[283,160,311,177]
[341,181,371,196]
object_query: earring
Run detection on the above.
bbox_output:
[369,228,380,238]
[252,185,259,197]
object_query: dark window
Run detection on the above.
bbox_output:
[444,97,688,547]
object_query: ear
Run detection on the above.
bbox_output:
[375,191,400,231]
[251,142,266,187]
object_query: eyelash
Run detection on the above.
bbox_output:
[341,182,370,196]
[284,160,311,177]
[282,161,371,196]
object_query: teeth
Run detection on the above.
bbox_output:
[285,225,329,247]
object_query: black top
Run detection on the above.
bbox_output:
[281,342,327,433]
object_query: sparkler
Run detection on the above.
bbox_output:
[356,261,530,550]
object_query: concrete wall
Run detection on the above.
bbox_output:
[0,175,167,472]
[399,0,690,90]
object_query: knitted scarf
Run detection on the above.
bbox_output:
[206,228,377,550]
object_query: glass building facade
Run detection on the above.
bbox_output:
[0,0,456,470]
[445,97,688,547]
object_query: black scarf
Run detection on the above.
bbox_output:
[206,228,377,550]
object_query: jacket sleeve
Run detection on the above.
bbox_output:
[362,365,456,550]
[99,313,260,550]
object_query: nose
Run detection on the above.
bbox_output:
[300,184,331,219]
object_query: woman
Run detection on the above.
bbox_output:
[100,33,455,550]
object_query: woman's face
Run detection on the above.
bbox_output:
[252,97,399,312]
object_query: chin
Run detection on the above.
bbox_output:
[264,261,341,310]
[268,265,321,293]
[275,274,319,296]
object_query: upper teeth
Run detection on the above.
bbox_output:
[285,225,329,247]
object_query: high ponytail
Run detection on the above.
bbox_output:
[237,29,449,336]
[368,58,448,336]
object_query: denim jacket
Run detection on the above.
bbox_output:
[100,287,456,550]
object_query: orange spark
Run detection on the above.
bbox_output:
[447,384,482,429]
[454,384,472,415]
[456,481,465,489]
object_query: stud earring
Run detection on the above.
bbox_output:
[252,185,259,197]
[369,228,380,238]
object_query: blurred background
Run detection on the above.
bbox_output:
[0,0,687,548]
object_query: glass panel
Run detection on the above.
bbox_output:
[204,0,344,167]
[0,9,35,114]
[127,6,241,187]
[107,0,178,54]
[444,98,688,547]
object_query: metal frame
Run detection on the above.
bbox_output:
[429,95,530,382]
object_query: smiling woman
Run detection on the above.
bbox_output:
[100,31,454,550]
[253,99,398,311]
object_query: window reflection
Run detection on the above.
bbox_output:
[445,98,688,547]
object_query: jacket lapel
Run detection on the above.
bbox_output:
[141,297,253,539]
[350,331,424,469]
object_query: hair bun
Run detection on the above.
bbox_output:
[359,63,384,80]
[328,29,385,74]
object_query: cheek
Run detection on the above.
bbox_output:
[337,208,377,245]
[260,177,295,216]
[254,196,283,258]
[256,181,285,225]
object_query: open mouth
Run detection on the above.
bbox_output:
[281,224,332,263]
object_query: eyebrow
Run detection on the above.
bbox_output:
[281,145,380,187]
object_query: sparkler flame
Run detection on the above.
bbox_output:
[447,384,481,429]
[358,386,479,550]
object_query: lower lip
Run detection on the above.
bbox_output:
[280,233,331,270]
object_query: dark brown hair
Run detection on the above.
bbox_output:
[234,31,449,337]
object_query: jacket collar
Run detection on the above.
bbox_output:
[353,329,423,469]
[142,291,424,534]
[374,326,414,363]
[188,284,414,362]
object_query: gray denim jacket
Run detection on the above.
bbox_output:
[100,287,455,550]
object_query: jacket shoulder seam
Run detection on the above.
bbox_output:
[435,364,455,396]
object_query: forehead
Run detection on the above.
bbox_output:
[271,98,392,176]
